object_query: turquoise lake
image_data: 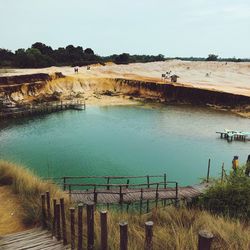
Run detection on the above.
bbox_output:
[0,104,249,185]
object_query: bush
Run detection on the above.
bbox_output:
[198,166,250,220]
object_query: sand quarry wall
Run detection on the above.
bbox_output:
[1,73,250,108]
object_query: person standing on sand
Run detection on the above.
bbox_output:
[232,156,239,174]
[245,155,250,177]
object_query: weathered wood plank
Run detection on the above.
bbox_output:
[0,229,70,250]
[70,183,209,205]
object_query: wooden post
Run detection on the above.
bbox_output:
[155,183,159,208]
[46,191,51,225]
[126,179,129,189]
[119,185,123,210]
[63,177,66,191]
[70,207,75,250]
[175,183,179,208]
[94,186,97,203]
[41,194,47,228]
[206,159,211,183]
[140,188,143,214]
[146,200,149,213]
[100,211,108,250]
[60,198,67,245]
[221,162,224,183]
[119,222,128,250]
[52,199,57,237]
[145,221,153,250]
[56,203,61,241]
[87,202,95,250]
[147,175,150,188]
[107,177,110,190]
[198,230,214,250]
[164,173,167,189]
[78,203,83,250]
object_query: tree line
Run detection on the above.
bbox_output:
[0,42,249,68]
[0,42,165,68]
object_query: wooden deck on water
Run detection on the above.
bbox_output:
[0,228,69,250]
[69,183,209,204]
[216,130,250,142]
[58,174,211,206]
[0,100,86,119]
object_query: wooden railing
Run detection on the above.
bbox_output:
[41,192,215,250]
[0,99,86,118]
[64,181,179,210]
[50,174,167,191]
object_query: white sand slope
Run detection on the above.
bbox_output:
[1,60,250,97]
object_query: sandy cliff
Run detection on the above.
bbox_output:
[1,61,250,117]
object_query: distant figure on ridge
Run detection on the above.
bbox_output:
[245,155,250,177]
[170,74,179,83]
[232,156,239,173]
[74,67,79,74]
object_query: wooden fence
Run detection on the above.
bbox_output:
[61,174,168,191]
[65,181,179,212]
[41,192,214,250]
[47,174,179,211]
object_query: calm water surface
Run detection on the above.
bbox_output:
[0,104,249,185]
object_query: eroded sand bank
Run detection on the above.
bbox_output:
[1,61,250,118]
[1,60,250,97]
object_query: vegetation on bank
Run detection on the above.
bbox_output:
[0,160,249,249]
[0,160,66,225]
[1,42,249,69]
[197,166,250,220]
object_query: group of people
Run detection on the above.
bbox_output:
[232,155,250,176]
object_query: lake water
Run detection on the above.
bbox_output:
[0,104,249,185]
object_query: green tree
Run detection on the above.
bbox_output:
[206,54,219,61]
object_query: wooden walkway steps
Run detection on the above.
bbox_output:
[69,183,210,205]
[0,228,70,250]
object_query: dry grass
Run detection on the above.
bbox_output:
[0,186,29,235]
[90,208,250,250]
[0,160,249,249]
[0,160,66,226]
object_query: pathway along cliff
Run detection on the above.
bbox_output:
[0,72,250,118]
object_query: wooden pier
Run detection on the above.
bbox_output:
[50,174,211,208]
[0,99,86,119]
[216,130,249,142]
[67,183,209,205]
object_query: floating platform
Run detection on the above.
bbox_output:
[216,129,250,142]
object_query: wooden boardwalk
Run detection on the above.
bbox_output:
[69,183,210,204]
[0,100,86,119]
[0,228,69,250]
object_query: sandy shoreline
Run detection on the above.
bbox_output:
[1,60,250,118]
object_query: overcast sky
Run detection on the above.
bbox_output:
[0,0,250,58]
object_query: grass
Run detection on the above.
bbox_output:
[0,160,66,226]
[0,186,29,235]
[0,160,249,249]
